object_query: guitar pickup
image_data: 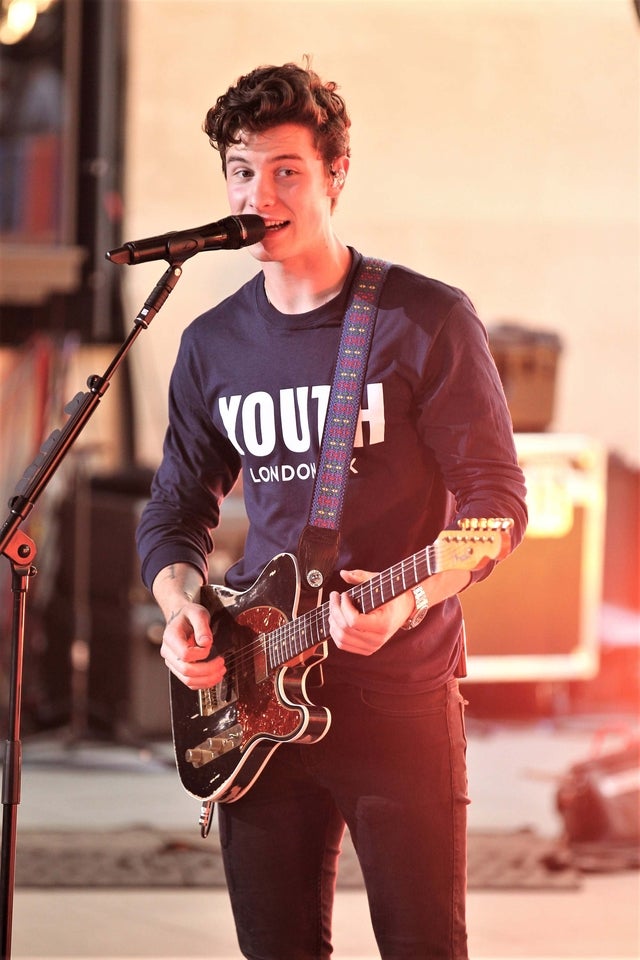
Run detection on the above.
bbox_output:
[198,673,236,716]
[184,724,243,768]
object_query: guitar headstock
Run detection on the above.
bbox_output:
[435,518,514,572]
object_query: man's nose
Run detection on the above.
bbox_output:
[248,172,275,209]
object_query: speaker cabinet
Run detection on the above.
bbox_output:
[461,434,607,683]
[39,470,170,738]
[88,596,170,739]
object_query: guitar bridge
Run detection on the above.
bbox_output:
[185,724,243,768]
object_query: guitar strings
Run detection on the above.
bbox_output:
[202,530,503,687]
[211,542,442,679]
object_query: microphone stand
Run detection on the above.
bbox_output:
[0,258,186,960]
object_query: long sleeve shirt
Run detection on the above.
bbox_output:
[137,249,528,694]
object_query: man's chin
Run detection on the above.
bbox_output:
[248,244,274,263]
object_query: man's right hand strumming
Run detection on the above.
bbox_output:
[152,562,226,690]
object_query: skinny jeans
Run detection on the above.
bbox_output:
[218,675,470,960]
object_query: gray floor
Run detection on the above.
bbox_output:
[6,712,640,959]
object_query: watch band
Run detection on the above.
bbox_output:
[400,585,429,630]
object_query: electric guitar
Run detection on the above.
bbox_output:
[169,518,513,814]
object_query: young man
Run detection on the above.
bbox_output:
[137,62,527,959]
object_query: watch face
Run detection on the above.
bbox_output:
[401,587,429,630]
[409,608,428,628]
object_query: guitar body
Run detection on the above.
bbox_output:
[169,553,329,803]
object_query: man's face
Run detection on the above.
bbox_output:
[224,123,346,266]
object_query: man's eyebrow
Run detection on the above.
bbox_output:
[226,151,306,165]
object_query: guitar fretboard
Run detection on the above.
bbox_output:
[260,523,511,673]
[265,542,439,672]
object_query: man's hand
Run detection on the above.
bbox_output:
[152,563,226,690]
[328,569,414,655]
[328,565,472,656]
[160,600,226,689]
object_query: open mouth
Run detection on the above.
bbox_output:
[263,219,290,233]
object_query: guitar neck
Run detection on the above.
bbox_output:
[265,543,436,673]
[264,519,513,674]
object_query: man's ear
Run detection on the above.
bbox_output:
[328,157,349,198]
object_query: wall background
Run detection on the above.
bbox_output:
[119,0,638,468]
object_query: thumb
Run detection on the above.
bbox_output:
[191,608,214,648]
[340,568,374,585]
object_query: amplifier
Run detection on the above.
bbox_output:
[461,434,607,683]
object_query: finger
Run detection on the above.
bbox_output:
[171,610,213,651]
[329,589,353,629]
[165,652,226,689]
[189,608,215,648]
[165,610,213,658]
[162,628,209,662]
[168,665,224,691]
[338,593,362,627]
[331,593,375,638]
[174,642,213,663]
[340,568,374,585]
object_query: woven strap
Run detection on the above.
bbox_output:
[298,256,390,588]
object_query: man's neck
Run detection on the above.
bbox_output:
[262,243,352,314]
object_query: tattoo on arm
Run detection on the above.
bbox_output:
[160,565,196,606]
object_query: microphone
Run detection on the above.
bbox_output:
[106,214,266,265]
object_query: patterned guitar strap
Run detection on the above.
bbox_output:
[297,256,391,593]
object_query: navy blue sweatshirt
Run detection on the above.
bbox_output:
[137,250,527,693]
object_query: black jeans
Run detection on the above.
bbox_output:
[218,676,470,960]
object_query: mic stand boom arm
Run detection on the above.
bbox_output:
[0,260,185,960]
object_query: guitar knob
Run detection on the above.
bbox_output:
[185,742,217,768]
[185,725,243,768]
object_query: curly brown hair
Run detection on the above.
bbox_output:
[203,61,351,175]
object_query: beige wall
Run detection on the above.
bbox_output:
[121,0,639,468]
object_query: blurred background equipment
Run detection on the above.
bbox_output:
[461,433,607,684]
[487,322,563,433]
[0,0,127,347]
[35,467,168,741]
[555,730,640,871]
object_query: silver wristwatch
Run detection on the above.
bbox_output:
[401,585,429,630]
